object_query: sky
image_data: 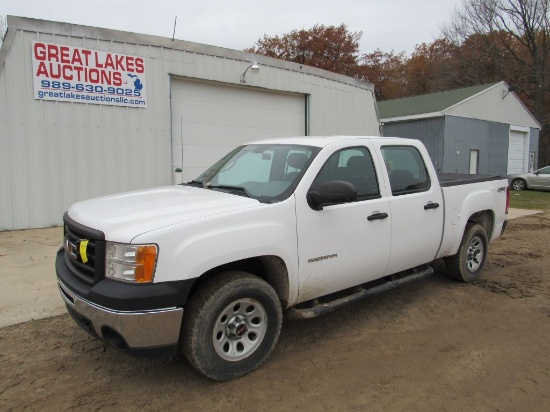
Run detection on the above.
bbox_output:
[1,0,463,56]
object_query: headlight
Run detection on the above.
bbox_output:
[106,242,158,283]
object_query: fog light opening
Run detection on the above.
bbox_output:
[101,326,128,350]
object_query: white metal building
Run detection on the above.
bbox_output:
[0,16,379,230]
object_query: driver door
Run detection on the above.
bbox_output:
[295,145,391,303]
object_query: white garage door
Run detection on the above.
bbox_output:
[507,129,528,174]
[171,79,306,182]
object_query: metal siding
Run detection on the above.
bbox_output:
[529,128,540,170]
[444,82,540,129]
[0,18,378,230]
[381,118,444,171]
[443,116,509,176]
[0,29,173,230]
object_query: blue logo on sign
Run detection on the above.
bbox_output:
[127,73,143,90]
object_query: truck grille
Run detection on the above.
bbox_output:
[63,213,106,285]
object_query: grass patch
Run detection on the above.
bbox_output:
[509,189,550,210]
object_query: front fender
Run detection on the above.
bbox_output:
[133,197,300,306]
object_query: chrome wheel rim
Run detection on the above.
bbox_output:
[466,235,484,272]
[212,298,268,361]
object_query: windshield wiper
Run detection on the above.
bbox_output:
[185,180,206,188]
[207,184,251,198]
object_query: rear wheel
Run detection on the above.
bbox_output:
[445,223,488,283]
[511,178,526,190]
[181,271,282,381]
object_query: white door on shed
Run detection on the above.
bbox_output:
[507,129,529,174]
[469,149,479,174]
[171,79,306,182]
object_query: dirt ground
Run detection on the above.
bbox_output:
[1,213,550,411]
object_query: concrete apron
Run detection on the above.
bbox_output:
[0,208,544,328]
[0,227,65,328]
[507,208,543,219]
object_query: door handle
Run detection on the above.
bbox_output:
[367,212,389,221]
[424,202,440,210]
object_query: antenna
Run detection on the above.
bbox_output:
[171,16,177,43]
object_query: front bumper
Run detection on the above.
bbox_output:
[59,280,183,355]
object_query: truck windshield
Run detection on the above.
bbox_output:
[188,144,320,203]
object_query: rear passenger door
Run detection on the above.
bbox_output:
[381,145,444,275]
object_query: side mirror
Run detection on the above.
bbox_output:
[307,180,358,210]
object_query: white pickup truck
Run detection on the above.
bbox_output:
[56,136,509,381]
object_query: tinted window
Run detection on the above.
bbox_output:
[382,146,431,196]
[311,147,380,199]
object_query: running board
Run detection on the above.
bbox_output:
[286,266,434,320]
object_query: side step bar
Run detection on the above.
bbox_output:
[286,265,434,319]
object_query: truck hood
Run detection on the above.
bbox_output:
[67,185,261,242]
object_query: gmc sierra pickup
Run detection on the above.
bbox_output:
[56,136,509,381]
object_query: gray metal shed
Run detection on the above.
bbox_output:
[378,82,541,176]
[0,16,379,230]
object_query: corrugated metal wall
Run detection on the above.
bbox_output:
[0,17,379,230]
[530,128,540,170]
[443,116,509,176]
[0,29,172,230]
[381,118,445,171]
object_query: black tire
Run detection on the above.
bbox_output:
[180,271,282,381]
[511,178,526,190]
[445,223,488,283]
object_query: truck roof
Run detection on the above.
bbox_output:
[248,136,415,148]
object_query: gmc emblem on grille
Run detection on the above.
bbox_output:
[64,236,78,259]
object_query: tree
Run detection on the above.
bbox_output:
[404,39,458,95]
[441,0,550,164]
[0,15,7,49]
[246,24,362,77]
[358,49,407,100]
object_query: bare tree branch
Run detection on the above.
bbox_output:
[0,15,7,49]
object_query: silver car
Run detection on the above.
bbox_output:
[508,166,550,191]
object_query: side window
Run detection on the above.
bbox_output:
[312,147,380,199]
[382,146,431,196]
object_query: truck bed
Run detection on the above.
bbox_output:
[437,173,504,187]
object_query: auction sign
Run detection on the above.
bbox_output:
[32,41,147,108]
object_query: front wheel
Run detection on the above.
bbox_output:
[180,271,282,381]
[445,223,488,282]
[511,178,526,190]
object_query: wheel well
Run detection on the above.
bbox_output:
[187,256,290,309]
[467,210,494,239]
